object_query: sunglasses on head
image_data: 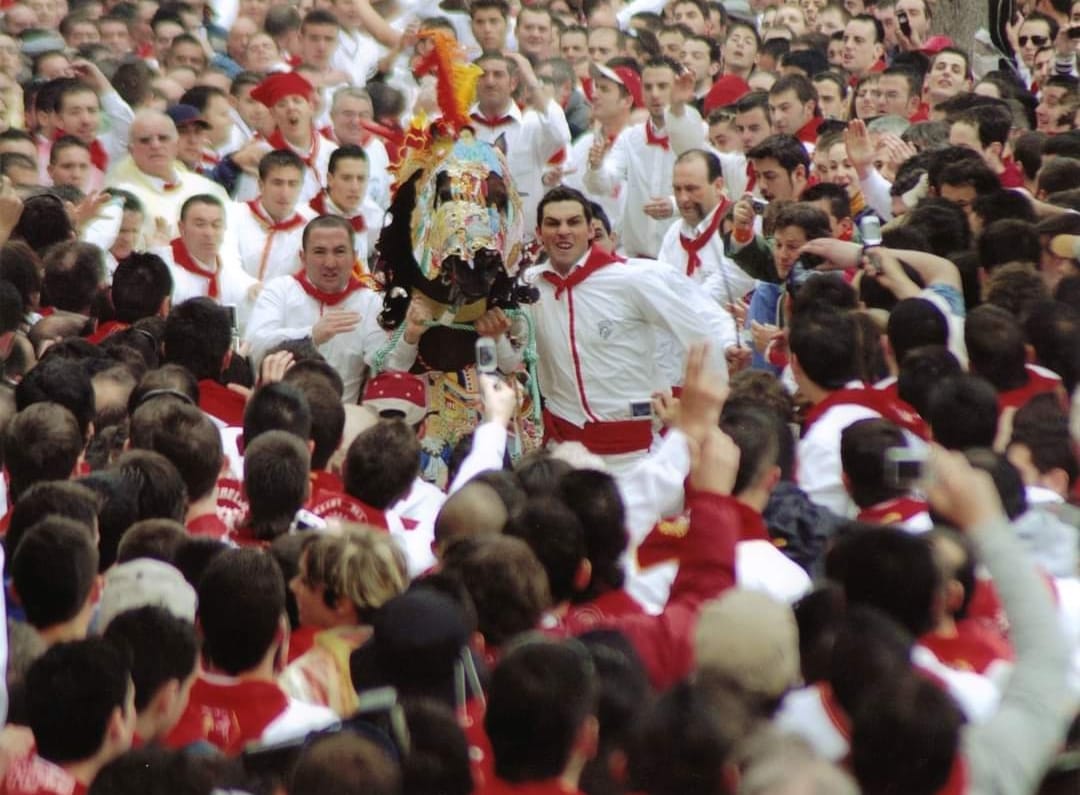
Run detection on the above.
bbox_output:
[1018,34,1049,46]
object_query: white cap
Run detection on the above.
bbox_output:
[97,559,197,630]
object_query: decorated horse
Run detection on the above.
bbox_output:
[369,33,541,485]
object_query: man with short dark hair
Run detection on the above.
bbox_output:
[841,14,885,78]
[165,548,336,753]
[308,145,381,265]
[2,638,135,794]
[246,215,387,403]
[841,417,931,530]
[163,297,244,426]
[89,252,172,343]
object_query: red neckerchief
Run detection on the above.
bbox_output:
[246,200,306,232]
[645,120,669,149]
[292,270,364,307]
[857,496,929,526]
[170,237,220,298]
[199,378,247,427]
[679,201,729,276]
[802,384,929,439]
[541,245,623,299]
[745,160,757,192]
[470,111,514,128]
[731,499,772,542]
[581,76,594,101]
[266,127,320,172]
[165,676,290,755]
[309,192,366,232]
[55,128,107,172]
[201,149,220,167]
[795,115,823,145]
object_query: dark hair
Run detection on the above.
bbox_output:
[163,298,231,381]
[258,148,306,181]
[4,481,98,576]
[79,471,141,572]
[505,497,586,604]
[243,430,310,541]
[937,157,1000,196]
[178,192,223,222]
[830,526,940,636]
[129,364,199,414]
[3,402,84,500]
[328,143,368,175]
[290,733,401,795]
[850,12,884,43]
[41,240,103,313]
[896,344,962,417]
[198,548,286,675]
[108,449,188,523]
[344,420,420,509]
[952,102,1011,148]
[926,374,999,450]
[130,399,223,502]
[26,638,131,763]
[840,418,907,508]
[0,242,42,315]
[469,0,510,19]
[485,640,596,783]
[440,535,550,648]
[557,470,627,599]
[116,518,188,565]
[964,304,1028,391]
[977,220,1041,273]
[1025,300,1079,393]
[904,198,971,257]
[747,133,811,174]
[720,403,782,497]
[12,517,99,630]
[851,671,962,795]
[537,185,592,229]
[971,189,1036,228]
[800,181,852,220]
[790,309,857,390]
[887,297,948,365]
[1010,394,1078,488]
[302,214,356,252]
[111,253,172,324]
[243,381,313,448]
[291,380,343,470]
[103,605,198,711]
[178,84,227,114]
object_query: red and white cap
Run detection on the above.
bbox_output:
[591,63,644,109]
[362,371,428,425]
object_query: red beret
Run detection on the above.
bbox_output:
[703,75,751,114]
[251,72,315,108]
[362,371,428,425]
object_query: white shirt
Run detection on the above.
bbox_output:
[797,398,883,518]
[469,98,571,234]
[331,28,382,88]
[309,192,383,266]
[228,201,316,283]
[245,274,389,403]
[109,157,231,242]
[656,205,757,301]
[563,129,625,234]
[363,136,392,210]
[234,132,338,205]
[526,253,732,429]
[152,240,258,330]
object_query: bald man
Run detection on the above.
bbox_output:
[109,109,231,241]
[432,481,509,557]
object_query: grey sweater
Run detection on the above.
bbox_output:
[963,516,1075,795]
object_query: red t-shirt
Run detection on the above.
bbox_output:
[1,754,87,795]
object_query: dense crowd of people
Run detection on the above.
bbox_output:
[0,0,1073,792]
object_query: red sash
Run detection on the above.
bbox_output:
[541,408,652,456]
[86,320,129,344]
[678,202,728,277]
[267,127,321,173]
[857,496,929,526]
[292,271,364,307]
[997,365,1063,412]
[795,115,823,145]
[645,121,669,150]
[802,385,929,439]
[170,238,220,298]
[540,245,623,299]
[309,192,366,232]
[199,379,247,427]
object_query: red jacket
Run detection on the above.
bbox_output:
[550,490,738,690]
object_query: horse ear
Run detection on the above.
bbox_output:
[492,133,507,156]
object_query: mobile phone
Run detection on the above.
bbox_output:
[885,446,927,489]
[898,10,911,37]
[860,215,883,248]
[751,197,769,215]
[475,336,498,374]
